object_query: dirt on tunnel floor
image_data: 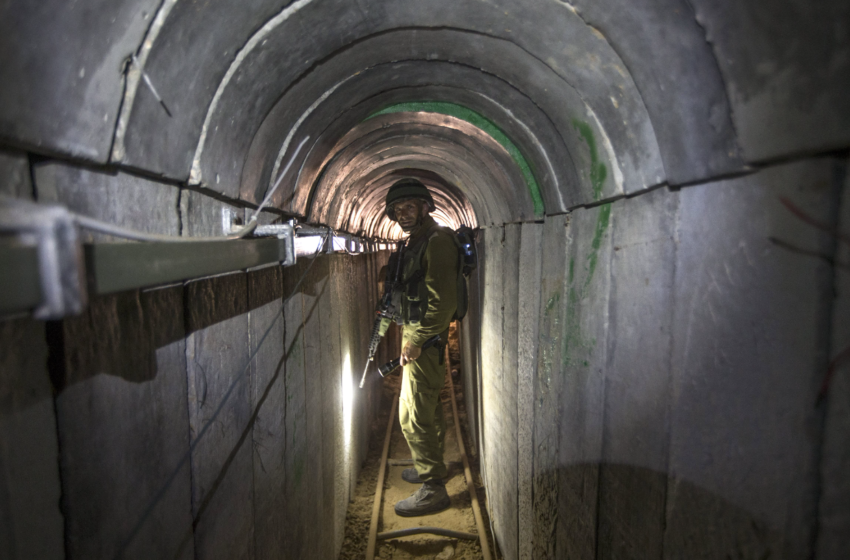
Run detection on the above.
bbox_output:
[338,365,499,560]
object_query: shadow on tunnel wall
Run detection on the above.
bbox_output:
[537,462,790,559]
[152,267,330,560]
[48,285,185,391]
[47,260,331,393]
[44,253,352,559]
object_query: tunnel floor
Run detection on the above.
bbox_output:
[338,366,496,560]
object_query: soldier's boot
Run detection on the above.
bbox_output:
[394,480,450,517]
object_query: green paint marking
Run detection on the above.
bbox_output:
[538,290,562,398]
[562,203,612,368]
[368,101,545,217]
[558,121,613,370]
[557,121,613,368]
[584,203,612,291]
[572,120,608,201]
[561,203,611,368]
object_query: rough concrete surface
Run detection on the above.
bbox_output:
[557,202,612,560]
[278,258,312,559]
[818,160,850,559]
[318,256,342,558]
[185,273,255,560]
[0,0,159,162]
[247,265,287,560]
[0,318,63,560]
[119,0,289,178]
[531,214,569,560]
[597,187,677,560]
[571,0,744,184]
[475,162,841,559]
[180,188,241,238]
[241,59,580,213]
[299,255,336,560]
[666,161,839,559]
[488,223,520,560]
[479,226,504,498]
[0,149,32,199]
[327,255,350,554]
[516,222,542,560]
[689,0,850,162]
[33,162,180,242]
[56,285,192,560]
[461,244,483,457]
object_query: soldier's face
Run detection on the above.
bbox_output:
[394,199,425,232]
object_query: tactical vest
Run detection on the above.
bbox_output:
[399,223,470,325]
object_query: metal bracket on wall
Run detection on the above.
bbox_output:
[0,198,298,320]
[0,197,384,320]
[253,223,296,266]
[0,196,86,320]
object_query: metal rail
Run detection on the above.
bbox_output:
[1,196,384,320]
[0,237,295,318]
[377,527,478,541]
[365,388,399,560]
[86,237,290,295]
[0,245,40,314]
[445,344,493,560]
[364,344,493,560]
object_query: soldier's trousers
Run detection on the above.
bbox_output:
[399,332,448,482]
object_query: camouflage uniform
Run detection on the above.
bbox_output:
[399,215,459,482]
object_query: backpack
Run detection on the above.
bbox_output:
[453,225,478,320]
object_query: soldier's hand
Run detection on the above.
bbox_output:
[400,342,422,366]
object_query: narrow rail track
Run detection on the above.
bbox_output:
[364,348,493,560]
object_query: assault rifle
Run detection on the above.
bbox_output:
[358,241,405,388]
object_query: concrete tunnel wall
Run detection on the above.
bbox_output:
[1,159,396,559]
[1,0,850,559]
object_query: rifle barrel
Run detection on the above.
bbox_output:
[358,359,373,389]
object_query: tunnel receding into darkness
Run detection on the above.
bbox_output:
[1,1,850,559]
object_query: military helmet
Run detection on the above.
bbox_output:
[385,178,435,220]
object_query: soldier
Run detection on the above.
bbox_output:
[385,178,459,517]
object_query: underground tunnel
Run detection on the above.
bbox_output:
[1,0,849,559]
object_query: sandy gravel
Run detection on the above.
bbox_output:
[338,370,498,560]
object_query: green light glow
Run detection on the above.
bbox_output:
[368,101,545,217]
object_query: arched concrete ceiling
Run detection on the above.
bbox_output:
[305,113,520,238]
[117,1,665,188]
[193,25,663,214]
[1,0,848,232]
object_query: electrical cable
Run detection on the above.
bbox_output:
[251,135,310,222]
[131,54,172,118]
[73,213,257,242]
[73,136,309,243]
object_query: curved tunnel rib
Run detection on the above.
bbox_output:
[209,22,659,215]
[305,112,532,237]
[116,4,669,216]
